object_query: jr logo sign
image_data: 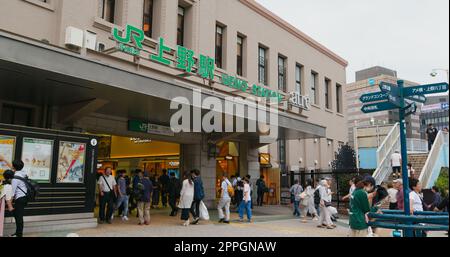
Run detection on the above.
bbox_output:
[112,24,145,49]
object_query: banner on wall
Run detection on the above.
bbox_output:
[21,138,53,183]
[0,135,15,178]
[57,141,86,183]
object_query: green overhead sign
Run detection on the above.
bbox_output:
[112,24,284,103]
[361,101,398,113]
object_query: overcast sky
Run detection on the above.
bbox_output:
[256,0,449,84]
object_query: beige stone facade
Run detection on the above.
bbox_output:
[0,0,348,182]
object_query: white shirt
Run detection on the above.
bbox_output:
[349,184,356,195]
[1,184,13,201]
[221,179,231,200]
[409,191,423,212]
[243,183,251,201]
[387,188,398,203]
[391,153,402,167]
[11,170,28,200]
[98,175,117,192]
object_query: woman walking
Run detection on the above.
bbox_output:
[317,179,335,229]
[179,171,194,226]
[301,179,318,222]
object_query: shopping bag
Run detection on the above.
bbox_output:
[199,201,210,220]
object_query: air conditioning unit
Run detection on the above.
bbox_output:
[84,30,97,50]
[65,26,83,48]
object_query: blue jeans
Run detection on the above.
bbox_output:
[315,203,320,216]
[293,201,300,216]
[116,195,129,217]
[238,200,252,221]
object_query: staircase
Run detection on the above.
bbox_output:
[408,153,428,178]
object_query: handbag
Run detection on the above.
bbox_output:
[102,175,117,202]
[199,201,210,220]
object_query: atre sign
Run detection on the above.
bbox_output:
[289,92,311,110]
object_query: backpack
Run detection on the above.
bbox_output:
[14,175,40,202]
[227,182,235,197]
[314,188,321,205]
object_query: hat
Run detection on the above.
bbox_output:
[363,175,376,186]
[393,179,403,184]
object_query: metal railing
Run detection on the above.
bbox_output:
[406,138,428,153]
[419,131,449,188]
[373,123,400,184]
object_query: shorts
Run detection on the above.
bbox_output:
[392,167,401,173]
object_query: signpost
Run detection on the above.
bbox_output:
[360,80,449,237]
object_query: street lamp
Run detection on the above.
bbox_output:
[430,68,449,82]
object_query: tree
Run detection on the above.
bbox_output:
[331,144,357,172]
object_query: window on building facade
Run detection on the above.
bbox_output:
[310,72,318,104]
[237,35,244,76]
[101,0,115,23]
[336,83,343,113]
[295,64,303,94]
[215,25,224,69]
[325,78,331,109]
[278,56,287,92]
[258,46,267,85]
[177,6,185,46]
[142,0,154,38]
[1,105,33,126]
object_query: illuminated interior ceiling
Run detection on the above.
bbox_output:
[110,136,180,159]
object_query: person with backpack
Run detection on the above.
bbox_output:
[289,179,303,217]
[190,169,204,225]
[218,172,233,224]
[256,175,266,206]
[0,158,29,237]
[137,171,153,225]
[97,167,117,224]
[167,171,181,216]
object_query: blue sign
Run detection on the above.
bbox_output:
[405,94,427,104]
[388,94,402,107]
[403,83,449,97]
[360,92,388,103]
[361,101,398,113]
[379,82,400,96]
[368,78,376,86]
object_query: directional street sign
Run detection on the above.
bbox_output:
[405,94,427,104]
[388,94,402,107]
[359,92,388,103]
[403,82,449,97]
[361,101,398,113]
[379,82,400,96]
[404,102,417,116]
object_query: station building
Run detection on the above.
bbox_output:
[0,0,347,230]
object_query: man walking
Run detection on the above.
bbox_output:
[426,124,439,151]
[115,170,129,221]
[390,150,402,179]
[137,171,153,225]
[290,180,303,217]
[9,159,28,237]
[256,175,266,206]
[167,172,181,216]
[98,167,117,224]
[191,169,204,225]
[159,169,170,208]
[218,173,232,224]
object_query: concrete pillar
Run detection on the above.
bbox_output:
[180,137,216,208]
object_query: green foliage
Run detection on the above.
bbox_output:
[331,144,357,172]
[434,168,449,197]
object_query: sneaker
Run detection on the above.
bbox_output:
[313,217,319,221]
[238,219,244,222]
[192,218,200,225]
[247,219,252,223]
[218,218,224,223]
[223,220,230,224]
[122,216,129,221]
